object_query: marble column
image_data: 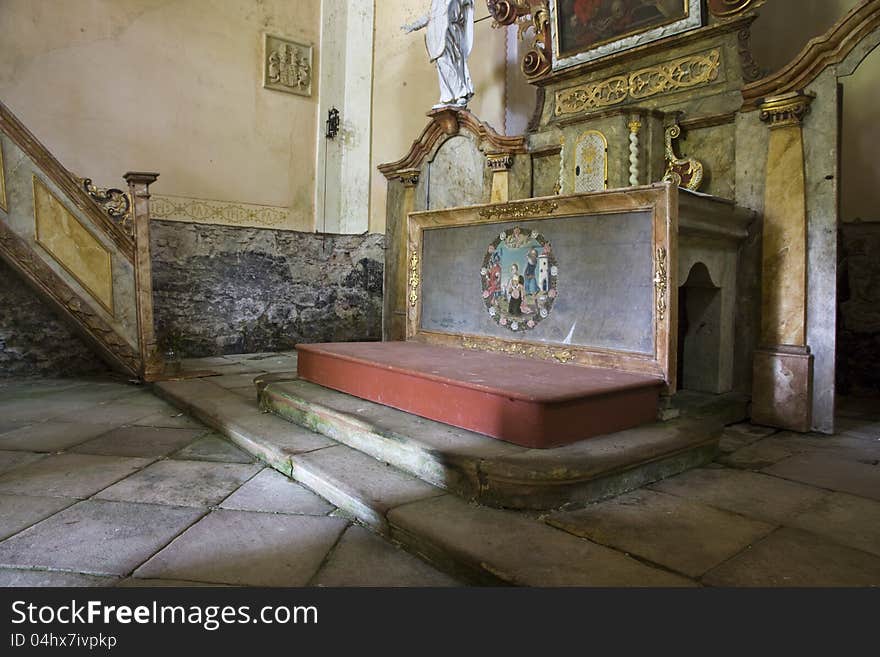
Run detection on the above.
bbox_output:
[124,172,163,381]
[487,153,514,203]
[752,91,814,432]
[391,169,420,341]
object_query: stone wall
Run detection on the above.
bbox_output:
[838,222,880,395]
[0,259,108,378]
[150,221,384,357]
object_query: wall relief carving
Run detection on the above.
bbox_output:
[263,34,312,97]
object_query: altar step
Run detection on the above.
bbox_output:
[153,375,725,585]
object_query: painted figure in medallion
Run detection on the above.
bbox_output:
[403,0,475,108]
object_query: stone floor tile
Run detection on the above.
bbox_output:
[311,525,461,587]
[133,408,207,429]
[195,363,266,376]
[0,569,118,587]
[116,578,230,587]
[96,460,261,508]
[220,468,334,515]
[703,528,880,587]
[548,489,775,578]
[54,401,160,426]
[134,510,348,586]
[0,453,150,498]
[0,450,46,475]
[389,495,695,586]
[763,453,880,501]
[717,438,800,470]
[171,434,255,463]
[718,424,778,453]
[72,426,206,459]
[292,445,445,530]
[650,467,827,525]
[205,372,262,390]
[836,417,880,439]
[0,397,95,422]
[787,492,880,557]
[181,356,235,369]
[0,422,117,452]
[0,500,204,576]
[0,494,76,541]
[0,420,29,436]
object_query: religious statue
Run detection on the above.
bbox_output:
[403,0,475,109]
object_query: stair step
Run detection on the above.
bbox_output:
[257,376,725,510]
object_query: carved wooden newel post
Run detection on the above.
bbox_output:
[124,171,163,381]
[752,91,815,431]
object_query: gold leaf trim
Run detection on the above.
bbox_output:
[461,337,575,364]
[478,200,559,221]
[408,250,420,308]
[655,247,668,323]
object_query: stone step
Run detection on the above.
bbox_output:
[256,375,728,510]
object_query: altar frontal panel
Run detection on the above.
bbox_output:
[407,186,677,386]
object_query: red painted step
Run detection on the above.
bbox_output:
[295,342,663,449]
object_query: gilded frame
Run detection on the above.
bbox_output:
[549,0,704,70]
[406,184,679,390]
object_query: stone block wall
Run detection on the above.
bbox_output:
[838,222,880,395]
[150,221,384,357]
[0,259,109,378]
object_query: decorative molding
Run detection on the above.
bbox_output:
[737,28,765,83]
[79,177,132,237]
[33,176,115,315]
[477,200,558,221]
[708,0,765,18]
[150,195,289,229]
[408,250,420,308]
[462,336,575,364]
[0,218,139,377]
[398,169,421,188]
[0,140,6,213]
[742,1,880,110]
[0,101,134,261]
[628,121,642,187]
[555,49,722,117]
[654,246,668,324]
[663,124,705,191]
[378,108,526,180]
[759,91,815,128]
[263,33,312,96]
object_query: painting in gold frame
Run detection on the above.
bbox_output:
[550,0,704,70]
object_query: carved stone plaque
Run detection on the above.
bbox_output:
[263,34,312,97]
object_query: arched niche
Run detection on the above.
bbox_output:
[426,135,487,210]
[678,263,723,393]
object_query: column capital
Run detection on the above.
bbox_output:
[123,172,160,187]
[759,91,815,129]
[398,169,420,188]
[486,152,514,172]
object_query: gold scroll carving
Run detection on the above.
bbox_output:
[555,49,722,117]
[461,337,575,364]
[408,250,420,308]
[477,200,559,221]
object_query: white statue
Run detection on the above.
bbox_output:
[403,0,475,109]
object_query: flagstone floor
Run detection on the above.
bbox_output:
[0,352,878,587]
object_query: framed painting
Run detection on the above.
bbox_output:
[549,0,704,70]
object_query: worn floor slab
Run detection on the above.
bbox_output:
[0,397,94,422]
[0,453,150,498]
[703,528,880,587]
[0,500,204,576]
[171,434,255,463]
[389,494,694,586]
[649,467,828,525]
[219,468,334,516]
[72,426,207,459]
[0,494,76,541]
[96,460,262,508]
[311,525,461,587]
[548,489,775,579]
[763,453,880,502]
[787,492,880,557]
[0,569,118,587]
[0,450,45,475]
[134,510,347,586]
[291,445,445,532]
[54,401,160,426]
[0,421,118,453]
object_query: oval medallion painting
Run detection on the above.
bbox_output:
[481,226,558,332]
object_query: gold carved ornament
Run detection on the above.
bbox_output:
[79,177,133,237]
[662,124,704,191]
[708,0,766,17]
[487,1,552,81]
[478,200,559,221]
[408,250,420,308]
[555,50,722,116]
[461,337,575,364]
[654,247,668,324]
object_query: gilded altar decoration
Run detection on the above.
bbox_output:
[708,0,765,18]
[487,1,552,80]
[662,124,704,190]
[550,0,704,70]
[409,250,420,307]
[478,200,558,221]
[263,34,312,97]
[574,130,607,193]
[654,246,668,323]
[481,226,558,333]
[555,49,722,116]
[462,337,574,363]
[80,177,132,237]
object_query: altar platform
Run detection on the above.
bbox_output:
[296,341,664,449]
